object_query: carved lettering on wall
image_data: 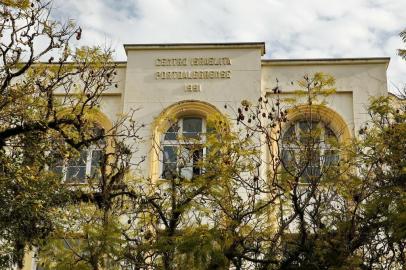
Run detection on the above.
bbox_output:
[154,57,232,80]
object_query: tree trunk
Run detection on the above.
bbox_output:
[14,240,25,270]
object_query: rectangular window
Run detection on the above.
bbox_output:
[52,148,102,184]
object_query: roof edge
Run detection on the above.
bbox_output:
[124,42,266,55]
[262,57,390,68]
[26,61,127,67]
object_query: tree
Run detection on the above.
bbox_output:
[35,72,405,270]
[140,73,404,270]
[399,29,406,61]
[37,134,143,270]
[132,114,260,269]
[353,94,406,269]
[398,29,406,100]
[0,1,140,268]
[3,1,405,269]
[207,74,405,270]
[202,73,355,269]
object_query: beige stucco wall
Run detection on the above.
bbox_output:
[261,60,389,133]
[122,45,264,177]
[118,46,388,179]
[23,44,390,270]
[99,95,122,124]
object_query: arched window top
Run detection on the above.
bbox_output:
[282,120,338,144]
[285,104,352,141]
[164,116,205,140]
[153,100,221,134]
[151,100,222,181]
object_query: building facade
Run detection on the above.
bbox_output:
[25,42,390,269]
[103,42,388,180]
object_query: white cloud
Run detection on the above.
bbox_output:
[52,0,406,93]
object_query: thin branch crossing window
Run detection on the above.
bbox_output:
[161,117,206,180]
[281,120,339,182]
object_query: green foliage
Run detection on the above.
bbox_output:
[1,0,31,8]
[1,2,405,268]
[399,29,406,60]
[38,205,125,270]
[290,72,336,105]
[0,1,123,268]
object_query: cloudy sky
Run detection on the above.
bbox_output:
[52,0,406,93]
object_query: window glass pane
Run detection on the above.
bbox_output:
[163,146,177,163]
[182,117,202,138]
[309,148,320,165]
[162,146,177,179]
[299,120,320,144]
[164,124,179,140]
[49,151,65,178]
[302,148,321,182]
[90,126,106,148]
[192,148,203,176]
[178,147,191,169]
[52,165,64,178]
[90,149,102,178]
[281,149,295,170]
[66,166,86,183]
[324,126,338,144]
[206,121,216,134]
[298,120,307,132]
[91,150,102,166]
[323,149,339,166]
[67,150,87,167]
[65,150,88,183]
[162,163,177,179]
[298,120,318,132]
[179,146,203,180]
[282,125,295,143]
[303,165,321,182]
[93,127,105,137]
[180,167,193,180]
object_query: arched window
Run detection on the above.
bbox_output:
[151,100,222,180]
[281,119,339,182]
[161,116,207,180]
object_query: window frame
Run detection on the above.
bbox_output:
[160,116,207,180]
[53,146,103,184]
[281,119,339,181]
[52,126,106,184]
